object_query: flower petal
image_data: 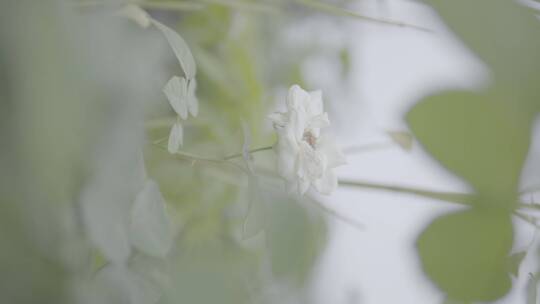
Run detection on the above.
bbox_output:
[287,84,310,112]
[317,134,347,168]
[268,112,288,127]
[163,76,188,119]
[167,121,183,154]
[298,177,311,195]
[307,90,324,116]
[276,131,297,180]
[314,169,338,195]
[307,113,330,130]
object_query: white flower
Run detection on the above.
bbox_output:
[163,76,198,119]
[269,85,346,195]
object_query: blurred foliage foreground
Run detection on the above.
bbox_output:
[1,1,540,304]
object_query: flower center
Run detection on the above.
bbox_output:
[302,130,317,148]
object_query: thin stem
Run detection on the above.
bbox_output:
[138,1,204,11]
[343,141,395,154]
[307,197,365,231]
[339,178,473,205]
[153,143,247,172]
[224,146,274,160]
[199,0,278,13]
[294,0,432,33]
[74,0,204,11]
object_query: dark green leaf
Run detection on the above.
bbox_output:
[422,0,540,114]
[417,208,513,302]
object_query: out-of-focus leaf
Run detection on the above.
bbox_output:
[507,251,526,278]
[163,243,256,304]
[129,180,173,258]
[417,209,513,302]
[93,264,160,304]
[422,0,540,114]
[387,130,413,151]
[407,91,530,205]
[442,298,468,304]
[152,19,197,79]
[265,196,326,285]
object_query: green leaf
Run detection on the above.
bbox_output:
[422,0,540,114]
[407,91,530,204]
[417,208,513,302]
[265,196,326,285]
[152,19,197,79]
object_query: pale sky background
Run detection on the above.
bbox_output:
[295,0,540,303]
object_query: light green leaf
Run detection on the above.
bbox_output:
[129,180,173,258]
[152,19,196,79]
[417,209,513,302]
[422,0,540,114]
[265,196,327,285]
[407,91,530,204]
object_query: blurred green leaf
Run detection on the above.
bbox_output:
[417,208,513,302]
[164,243,256,304]
[407,91,530,205]
[265,197,326,285]
[422,0,540,114]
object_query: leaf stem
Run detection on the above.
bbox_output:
[342,141,395,154]
[294,0,432,33]
[153,143,248,172]
[339,178,473,205]
[73,0,204,11]
[224,146,274,160]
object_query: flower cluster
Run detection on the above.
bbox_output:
[269,85,346,195]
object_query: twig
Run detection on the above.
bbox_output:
[295,0,432,33]
[339,179,473,205]
[224,146,273,160]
